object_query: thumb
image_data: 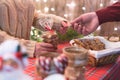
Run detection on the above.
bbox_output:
[71,16,82,25]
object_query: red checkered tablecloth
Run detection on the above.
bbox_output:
[24,57,120,80]
[24,42,120,80]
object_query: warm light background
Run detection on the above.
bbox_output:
[33,0,120,39]
[33,0,117,20]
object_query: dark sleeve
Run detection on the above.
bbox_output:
[96,2,120,25]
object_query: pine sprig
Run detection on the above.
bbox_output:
[57,28,83,43]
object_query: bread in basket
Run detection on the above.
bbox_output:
[70,36,120,66]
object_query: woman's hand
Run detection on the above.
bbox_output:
[52,20,70,34]
[34,42,57,57]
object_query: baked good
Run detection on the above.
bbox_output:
[42,31,58,49]
[72,38,105,50]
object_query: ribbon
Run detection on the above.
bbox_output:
[0,57,3,70]
[38,54,68,74]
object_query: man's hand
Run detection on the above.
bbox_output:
[34,42,57,57]
[71,12,99,36]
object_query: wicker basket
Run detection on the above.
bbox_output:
[88,53,119,66]
[70,36,120,66]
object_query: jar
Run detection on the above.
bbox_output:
[65,66,86,80]
[63,46,88,67]
[42,31,59,49]
[63,46,88,80]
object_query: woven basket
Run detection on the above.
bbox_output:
[70,36,120,66]
[88,53,119,66]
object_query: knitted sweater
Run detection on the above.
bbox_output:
[0,0,66,57]
[96,2,120,25]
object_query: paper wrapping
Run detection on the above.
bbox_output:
[70,36,120,59]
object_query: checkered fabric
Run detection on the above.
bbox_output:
[85,57,120,80]
[24,42,120,80]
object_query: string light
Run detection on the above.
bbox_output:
[44,7,49,12]
[51,8,55,11]
[37,10,41,13]
[97,26,101,30]
[100,3,103,7]
[112,0,118,3]
[31,27,35,30]
[35,0,40,2]
[99,0,103,7]
[82,6,86,11]
[34,30,37,36]
[31,27,35,35]
[43,0,47,3]
[114,27,118,31]
[30,31,34,35]
[64,14,68,18]
[37,35,40,37]
[66,1,76,8]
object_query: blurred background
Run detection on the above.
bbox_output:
[31,0,120,41]
[33,0,118,20]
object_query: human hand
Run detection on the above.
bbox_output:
[52,20,70,34]
[34,42,57,57]
[33,13,70,34]
[71,12,99,36]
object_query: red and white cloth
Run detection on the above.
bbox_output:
[38,54,68,74]
[25,42,120,80]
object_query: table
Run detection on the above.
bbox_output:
[24,42,120,80]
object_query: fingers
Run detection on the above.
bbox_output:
[71,16,82,26]
[35,46,56,57]
[58,21,70,34]
[62,21,68,28]
[35,42,57,53]
[35,42,57,57]
[77,25,83,34]
[82,26,90,36]
[39,42,55,48]
[52,21,70,34]
[38,46,56,52]
[74,23,78,30]
[72,23,83,34]
[72,23,90,35]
